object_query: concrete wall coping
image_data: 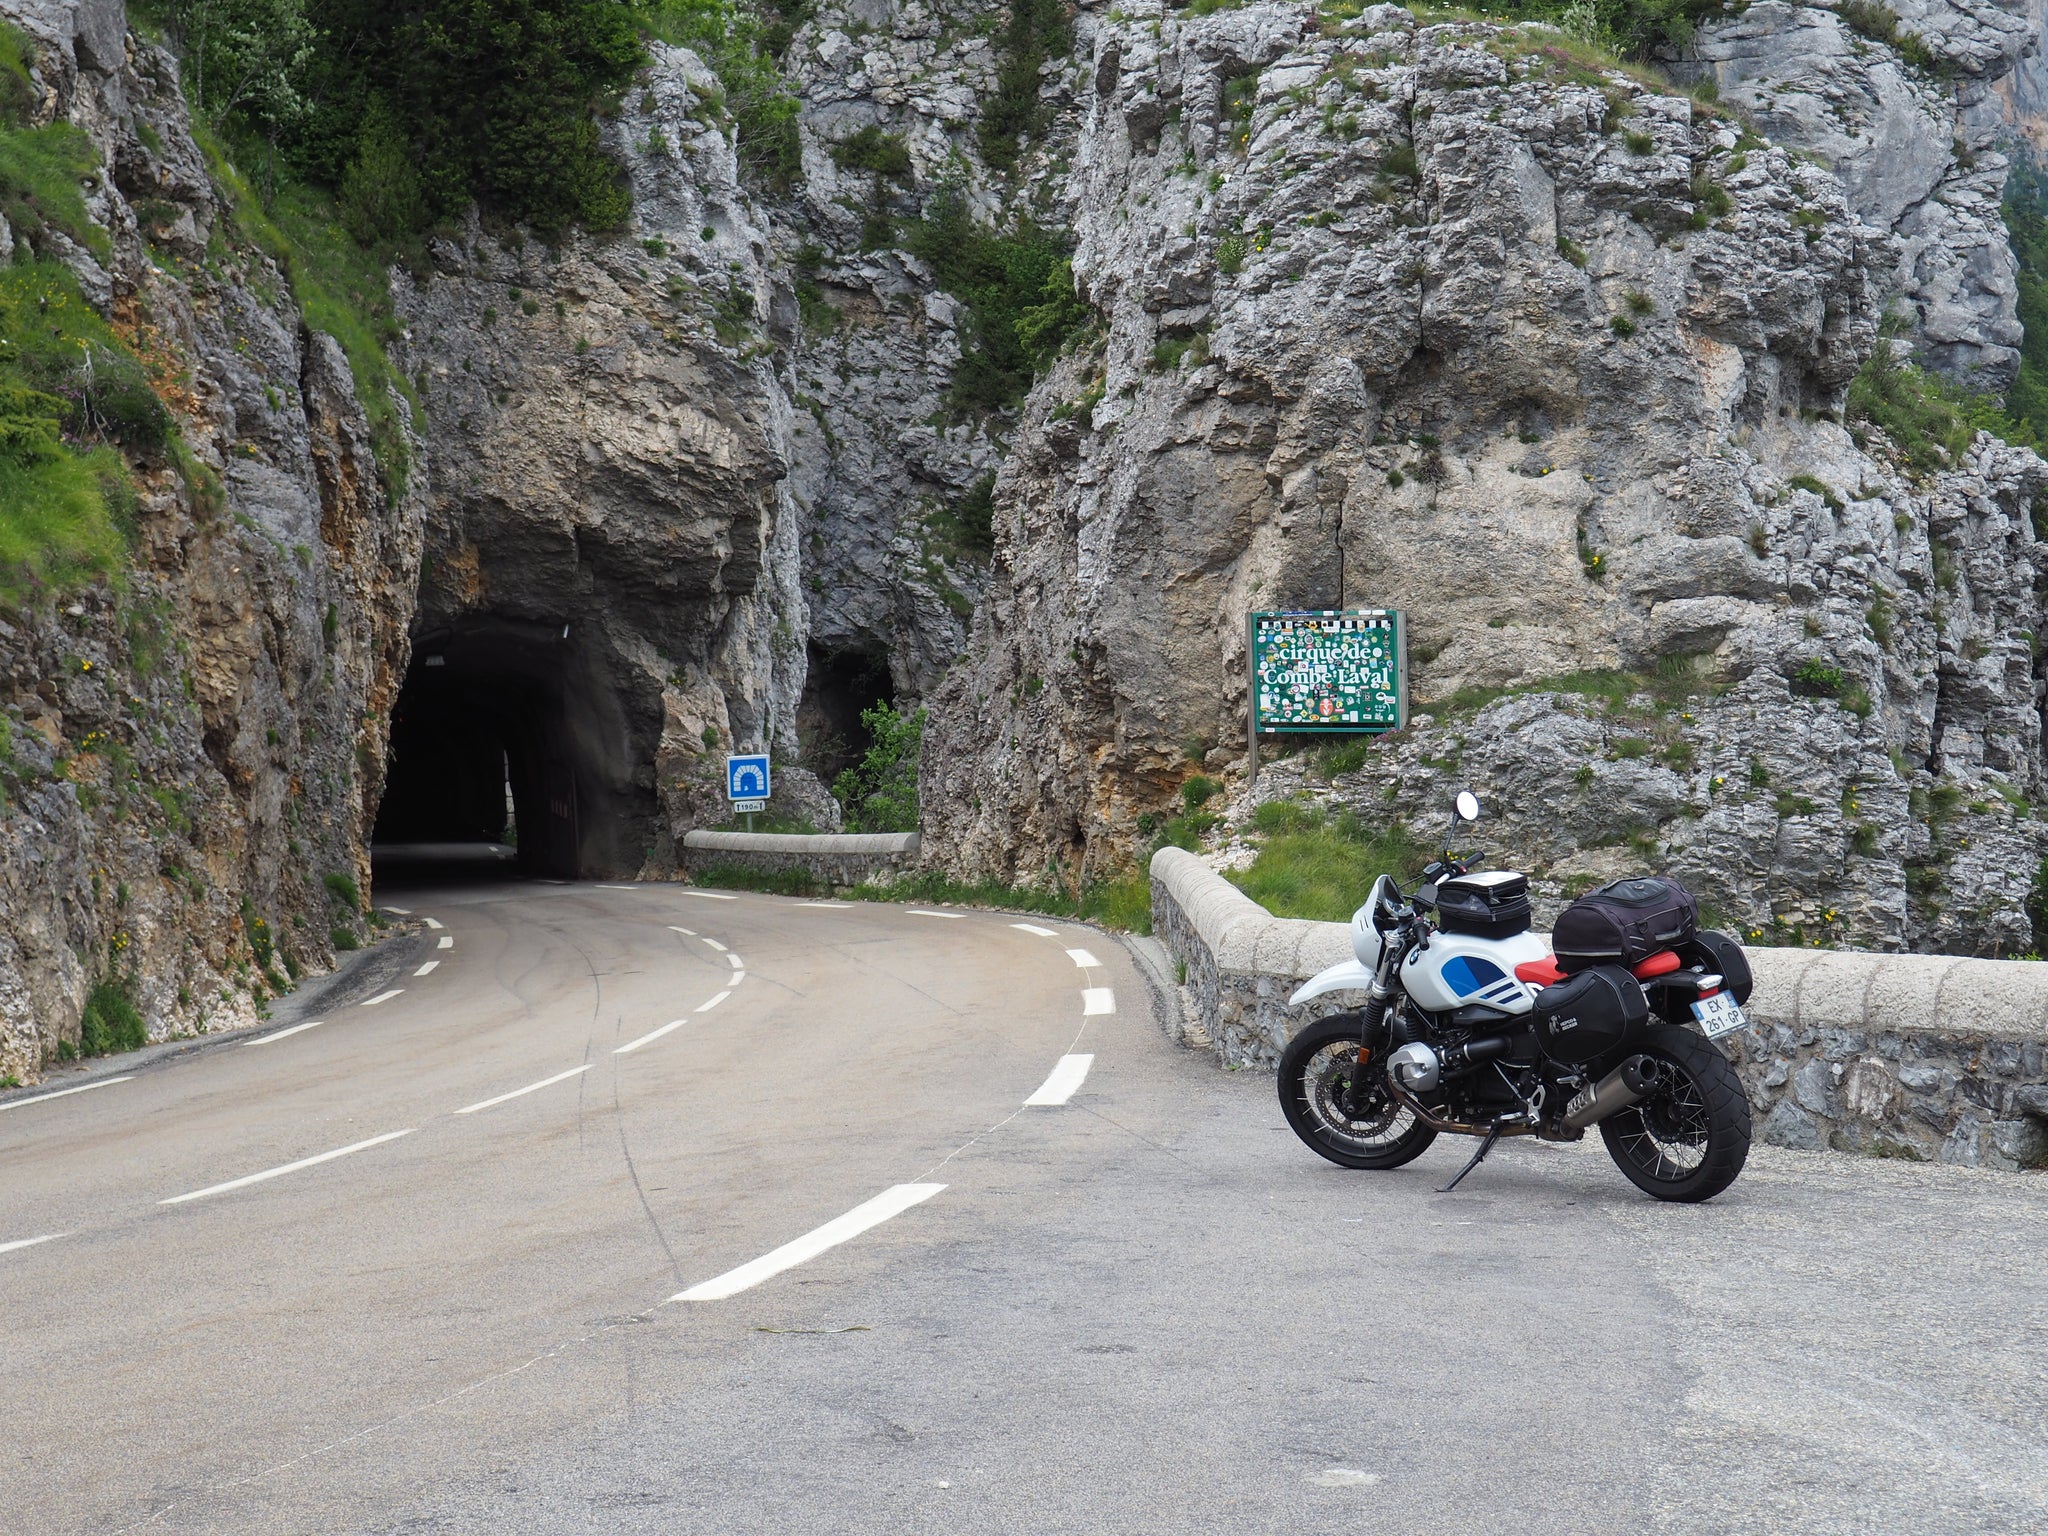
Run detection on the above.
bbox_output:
[1151,846,2048,1041]
[684,830,920,856]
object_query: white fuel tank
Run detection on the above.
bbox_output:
[1401,927,1551,1015]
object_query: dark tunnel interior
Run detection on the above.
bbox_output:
[796,643,894,785]
[373,618,651,881]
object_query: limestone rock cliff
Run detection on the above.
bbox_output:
[0,1,423,1080]
[921,5,2048,954]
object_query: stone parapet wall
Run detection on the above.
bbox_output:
[681,830,920,888]
[1150,848,2048,1170]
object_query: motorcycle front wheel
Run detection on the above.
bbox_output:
[1278,1014,1438,1170]
[1598,1024,1752,1203]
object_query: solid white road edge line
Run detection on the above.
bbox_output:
[672,1183,947,1302]
[615,1018,690,1055]
[1082,987,1116,1016]
[1010,923,1057,937]
[455,1064,592,1115]
[695,990,731,1012]
[437,936,453,950]
[0,1233,66,1256]
[424,918,444,930]
[702,938,727,952]
[0,1075,133,1112]
[414,961,439,977]
[906,909,961,919]
[248,1020,323,1046]
[679,890,737,900]
[1066,948,1102,969]
[159,1129,414,1206]
[361,990,403,1007]
[1025,1054,1096,1107]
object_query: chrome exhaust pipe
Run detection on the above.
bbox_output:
[1562,1054,1658,1130]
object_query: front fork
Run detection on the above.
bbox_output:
[1344,965,1399,1117]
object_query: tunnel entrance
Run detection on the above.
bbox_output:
[373,617,650,880]
[796,643,894,785]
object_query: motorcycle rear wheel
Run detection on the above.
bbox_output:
[1278,1014,1438,1170]
[1598,1024,1751,1203]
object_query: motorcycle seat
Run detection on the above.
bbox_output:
[1632,949,1682,979]
[1514,956,1566,987]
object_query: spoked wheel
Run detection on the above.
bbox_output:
[1278,1015,1438,1170]
[1598,1024,1751,1203]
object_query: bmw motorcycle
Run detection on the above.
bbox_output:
[1277,792,1755,1202]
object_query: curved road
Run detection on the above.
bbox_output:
[2,880,2045,1533]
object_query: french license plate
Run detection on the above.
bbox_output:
[1691,991,1749,1039]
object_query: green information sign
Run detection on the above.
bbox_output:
[1249,609,1406,735]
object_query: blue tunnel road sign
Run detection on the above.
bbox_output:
[726,754,771,802]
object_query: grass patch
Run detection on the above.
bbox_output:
[691,864,1155,933]
[1848,314,2033,475]
[1229,803,1425,923]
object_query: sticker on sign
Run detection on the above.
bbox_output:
[726,754,772,802]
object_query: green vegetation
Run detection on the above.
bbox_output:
[1229,800,1424,923]
[1445,1,1737,61]
[832,701,923,833]
[170,1,643,237]
[981,0,1069,175]
[1789,658,1844,697]
[322,869,363,909]
[78,976,146,1057]
[646,0,804,187]
[905,190,1089,414]
[1847,315,2032,475]
[2002,156,2048,449]
[693,863,1154,931]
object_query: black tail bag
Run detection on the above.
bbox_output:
[1681,929,1754,1005]
[1554,876,1699,973]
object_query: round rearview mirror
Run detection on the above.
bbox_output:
[1454,790,1481,822]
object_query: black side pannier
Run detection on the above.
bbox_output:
[1681,928,1754,1006]
[1530,964,1650,1066]
[1554,876,1699,974]
[1434,870,1533,939]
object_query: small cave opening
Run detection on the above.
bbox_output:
[372,617,652,883]
[796,642,894,785]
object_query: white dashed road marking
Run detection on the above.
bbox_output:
[801,902,852,909]
[730,972,745,986]
[1025,1054,1095,1106]
[414,961,439,977]
[455,1065,591,1116]
[702,938,727,952]
[361,990,403,1007]
[1066,948,1101,969]
[726,953,743,970]
[437,936,453,950]
[906,910,961,920]
[615,1019,690,1056]
[381,906,412,915]
[247,1021,323,1047]
[160,1130,414,1206]
[667,926,696,937]
[695,991,731,1013]
[0,1076,132,1113]
[1082,988,1116,1017]
[423,918,444,931]
[0,1233,66,1256]
[673,1183,947,1302]
[597,884,638,890]
[1010,923,1057,937]
[679,890,737,901]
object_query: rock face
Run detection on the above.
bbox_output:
[1671,0,2038,388]
[0,2,424,1081]
[921,6,2048,955]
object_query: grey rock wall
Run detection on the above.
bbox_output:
[0,4,425,1081]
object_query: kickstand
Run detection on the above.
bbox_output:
[1439,1126,1502,1194]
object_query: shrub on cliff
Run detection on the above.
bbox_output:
[833,702,924,834]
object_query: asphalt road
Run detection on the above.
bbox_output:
[2,875,2045,1534]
